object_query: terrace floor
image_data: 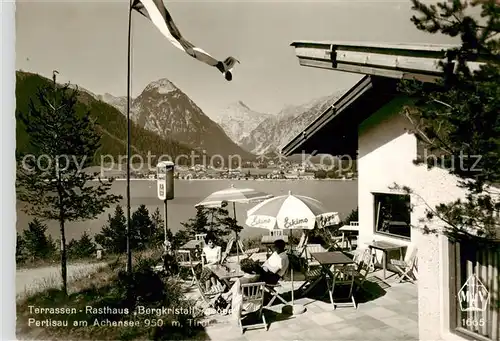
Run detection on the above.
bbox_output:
[189,266,419,341]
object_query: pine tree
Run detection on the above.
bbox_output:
[16,233,27,264]
[95,205,127,254]
[397,0,500,242]
[21,218,57,262]
[130,205,155,250]
[68,231,97,259]
[151,207,172,245]
[180,206,210,236]
[16,72,122,295]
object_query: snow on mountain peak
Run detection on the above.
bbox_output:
[144,78,177,94]
[237,100,250,110]
[214,101,271,144]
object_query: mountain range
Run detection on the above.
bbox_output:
[16,71,196,165]
[214,92,344,155]
[18,71,345,163]
[94,79,254,160]
[100,86,344,156]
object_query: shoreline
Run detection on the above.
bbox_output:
[90,178,357,182]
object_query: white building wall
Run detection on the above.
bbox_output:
[357,105,468,341]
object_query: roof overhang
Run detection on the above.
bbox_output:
[281,75,398,157]
[282,40,492,157]
[290,41,486,82]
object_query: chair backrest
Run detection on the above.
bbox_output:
[195,234,207,248]
[176,249,192,264]
[195,233,207,241]
[405,245,418,267]
[241,282,266,307]
[270,229,284,237]
[221,238,234,263]
[291,232,308,255]
[303,244,327,265]
[355,248,374,274]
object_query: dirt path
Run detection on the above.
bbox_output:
[16,262,107,300]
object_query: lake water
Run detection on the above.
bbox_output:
[16,179,358,241]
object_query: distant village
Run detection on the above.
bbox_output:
[127,160,357,181]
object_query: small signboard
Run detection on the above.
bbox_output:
[157,161,174,201]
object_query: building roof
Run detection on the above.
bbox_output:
[282,41,488,156]
[290,41,486,83]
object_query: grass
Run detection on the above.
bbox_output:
[16,251,207,340]
[16,256,106,270]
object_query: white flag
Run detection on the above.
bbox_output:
[132,0,240,81]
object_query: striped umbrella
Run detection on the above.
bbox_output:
[195,184,273,208]
[245,191,340,315]
[245,191,340,230]
[195,184,273,261]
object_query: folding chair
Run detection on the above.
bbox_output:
[330,265,357,310]
[176,249,200,286]
[325,229,344,251]
[220,238,234,264]
[195,233,207,246]
[263,263,290,307]
[237,239,260,259]
[290,232,308,255]
[342,248,374,293]
[390,246,418,284]
[194,279,223,317]
[238,282,268,334]
[298,244,328,295]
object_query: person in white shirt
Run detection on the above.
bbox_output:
[256,239,289,284]
[217,239,289,318]
[201,233,223,293]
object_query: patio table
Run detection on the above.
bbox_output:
[305,252,356,309]
[209,263,244,288]
[366,240,405,280]
[339,225,359,250]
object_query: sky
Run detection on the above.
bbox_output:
[15,0,458,118]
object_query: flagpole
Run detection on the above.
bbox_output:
[126,0,133,274]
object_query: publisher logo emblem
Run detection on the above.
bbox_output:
[458,274,489,312]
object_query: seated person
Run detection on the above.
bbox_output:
[162,240,178,275]
[200,233,223,293]
[257,239,289,285]
[217,239,289,316]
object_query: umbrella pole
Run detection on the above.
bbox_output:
[287,229,305,315]
[233,202,239,263]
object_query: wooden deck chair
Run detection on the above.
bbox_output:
[194,278,222,317]
[263,262,290,307]
[341,248,375,293]
[195,233,207,247]
[220,238,234,264]
[290,232,308,256]
[303,244,328,266]
[390,246,418,284]
[330,264,357,309]
[298,244,328,295]
[237,239,260,259]
[176,249,200,286]
[238,282,268,334]
[325,228,344,251]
